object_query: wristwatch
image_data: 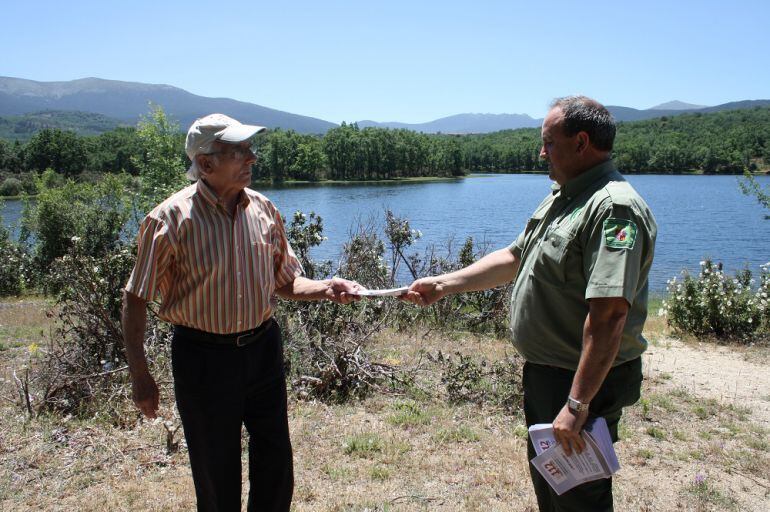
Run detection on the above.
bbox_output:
[567,396,590,413]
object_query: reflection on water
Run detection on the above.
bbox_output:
[3,174,769,293]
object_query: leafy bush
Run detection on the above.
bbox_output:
[279,213,403,402]
[434,351,523,413]
[664,259,770,341]
[21,170,132,273]
[284,211,331,280]
[0,177,22,196]
[0,207,31,296]
[30,241,171,423]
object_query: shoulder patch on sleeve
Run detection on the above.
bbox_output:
[603,218,637,249]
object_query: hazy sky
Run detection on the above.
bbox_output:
[3,0,769,123]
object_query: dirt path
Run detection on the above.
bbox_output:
[644,337,770,426]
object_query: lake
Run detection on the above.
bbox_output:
[2,174,769,294]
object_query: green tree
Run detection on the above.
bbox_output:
[262,129,293,182]
[0,139,11,172]
[23,128,88,176]
[89,127,143,174]
[131,105,187,213]
[290,140,326,181]
[739,169,770,216]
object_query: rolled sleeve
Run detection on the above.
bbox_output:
[508,229,525,259]
[125,216,173,301]
[583,205,644,304]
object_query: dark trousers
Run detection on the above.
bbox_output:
[172,320,293,512]
[523,357,642,512]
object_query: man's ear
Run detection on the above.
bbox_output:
[576,132,590,153]
[197,154,213,176]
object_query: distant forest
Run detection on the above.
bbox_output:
[1,106,768,196]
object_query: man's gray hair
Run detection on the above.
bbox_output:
[550,96,616,151]
[186,140,218,181]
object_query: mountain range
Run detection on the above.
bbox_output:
[0,76,335,135]
[1,76,768,137]
[358,100,770,132]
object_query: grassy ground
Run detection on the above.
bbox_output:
[0,299,768,511]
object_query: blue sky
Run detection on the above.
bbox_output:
[3,0,769,123]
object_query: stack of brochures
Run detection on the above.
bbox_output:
[529,416,620,495]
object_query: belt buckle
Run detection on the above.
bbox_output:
[235,331,253,347]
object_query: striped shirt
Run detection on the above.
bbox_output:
[125,180,303,334]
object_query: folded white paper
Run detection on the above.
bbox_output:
[353,286,409,297]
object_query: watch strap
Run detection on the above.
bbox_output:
[567,396,590,413]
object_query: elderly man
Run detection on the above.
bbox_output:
[122,113,360,512]
[405,96,656,511]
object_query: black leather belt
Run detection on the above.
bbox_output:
[173,318,275,347]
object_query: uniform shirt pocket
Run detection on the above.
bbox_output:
[533,228,572,285]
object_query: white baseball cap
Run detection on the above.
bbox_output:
[185,113,267,180]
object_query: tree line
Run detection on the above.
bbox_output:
[457,107,770,175]
[1,106,768,196]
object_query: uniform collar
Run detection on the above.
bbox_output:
[195,179,250,210]
[552,159,616,199]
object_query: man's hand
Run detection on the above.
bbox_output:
[131,369,160,418]
[326,277,362,304]
[552,404,589,456]
[402,278,447,306]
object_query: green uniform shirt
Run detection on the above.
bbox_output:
[508,160,657,371]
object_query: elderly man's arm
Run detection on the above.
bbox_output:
[403,248,520,306]
[122,291,159,419]
[552,296,629,455]
[275,276,361,304]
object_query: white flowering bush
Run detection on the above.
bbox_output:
[664,259,770,341]
[0,220,31,296]
[30,240,172,423]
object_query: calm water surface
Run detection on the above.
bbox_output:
[2,174,769,294]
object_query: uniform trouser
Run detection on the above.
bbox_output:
[523,357,643,512]
[171,320,293,512]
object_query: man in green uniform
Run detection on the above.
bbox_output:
[404,95,657,511]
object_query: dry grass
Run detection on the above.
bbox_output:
[0,298,53,353]
[1,299,769,511]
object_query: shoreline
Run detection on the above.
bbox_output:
[1,169,768,199]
